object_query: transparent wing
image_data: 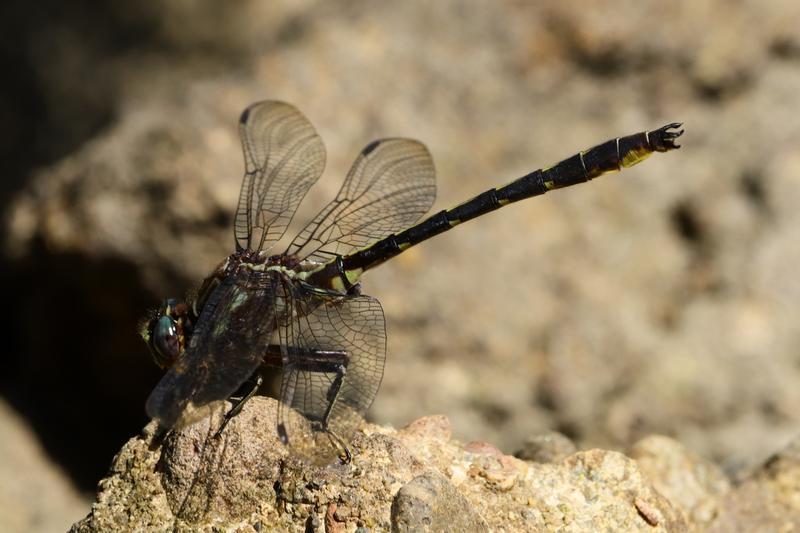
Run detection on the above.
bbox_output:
[234,101,326,252]
[145,271,277,429]
[286,138,435,263]
[276,283,386,464]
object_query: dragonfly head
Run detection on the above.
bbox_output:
[140,298,191,369]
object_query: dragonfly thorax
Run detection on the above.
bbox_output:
[231,250,327,282]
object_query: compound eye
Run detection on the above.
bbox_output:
[149,315,181,369]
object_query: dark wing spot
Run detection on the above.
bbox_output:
[362,140,381,156]
[239,105,253,124]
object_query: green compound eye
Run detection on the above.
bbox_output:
[149,315,180,369]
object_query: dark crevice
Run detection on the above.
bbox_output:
[670,201,705,246]
[0,237,172,491]
[471,400,512,428]
[691,71,753,103]
[534,379,559,413]
[662,200,725,326]
[770,36,800,61]
[544,14,666,79]
[740,170,770,214]
[552,420,580,441]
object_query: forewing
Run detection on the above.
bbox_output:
[276,284,386,464]
[146,270,277,429]
[234,101,326,252]
[286,138,435,262]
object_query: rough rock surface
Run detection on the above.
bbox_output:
[72,397,800,531]
[72,398,686,532]
[709,439,800,532]
[391,471,488,532]
[629,435,731,528]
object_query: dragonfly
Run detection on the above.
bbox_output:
[142,100,683,465]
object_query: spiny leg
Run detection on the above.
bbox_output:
[319,362,350,463]
[321,362,346,427]
[300,351,349,459]
[215,371,263,438]
[215,342,291,438]
[277,348,351,461]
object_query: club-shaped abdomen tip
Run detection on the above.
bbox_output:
[652,122,684,151]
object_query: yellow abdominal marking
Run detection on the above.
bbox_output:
[345,268,363,286]
[329,268,363,292]
[621,147,652,168]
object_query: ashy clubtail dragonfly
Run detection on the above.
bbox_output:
[142,101,682,464]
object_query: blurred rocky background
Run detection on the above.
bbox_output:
[2,0,800,530]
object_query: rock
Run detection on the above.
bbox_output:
[515,431,578,463]
[74,401,800,531]
[390,472,488,532]
[537,450,686,531]
[708,437,800,532]
[72,397,689,531]
[629,435,730,527]
[72,398,425,531]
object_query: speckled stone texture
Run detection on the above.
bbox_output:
[71,397,800,531]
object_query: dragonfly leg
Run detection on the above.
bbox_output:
[321,363,346,425]
[215,371,263,438]
[324,424,352,464]
[279,348,352,462]
[309,418,351,464]
[313,356,350,463]
[289,350,348,431]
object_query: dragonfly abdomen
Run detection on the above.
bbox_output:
[507,122,684,197]
[315,123,683,290]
